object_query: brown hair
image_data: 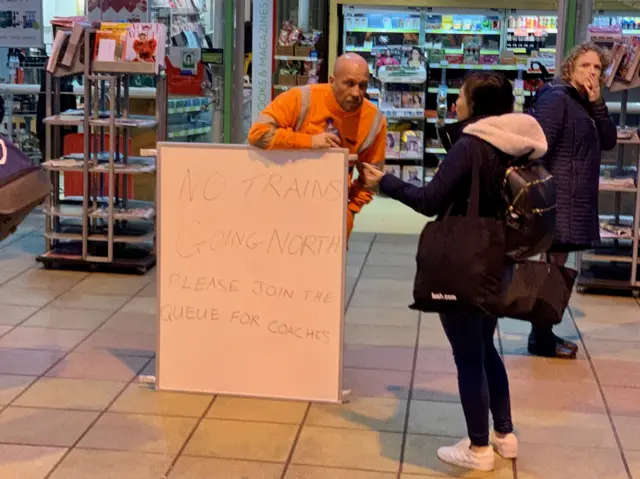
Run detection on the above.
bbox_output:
[561,43,611,83]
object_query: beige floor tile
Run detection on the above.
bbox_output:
[407,401,465,437]
[570,295,639,324]
[306,396,407,432]
[14,377,126,411]
[612,415,640,451]
[75,331,156,357]
[349,241,373,253]
[0,407,98,447]
[46,352,149,382]
[0,325,12,336]
[170,456,283,479]
[513,408,616,448]
[346,307,419,327]
[348,252,367,267]
[369,242,417,256]
[626,450,640,478]
[0,444,66,479]
[49,449,173,479]
[0,327,89,352]
[343,368,411,399]
[374,233,420,245]
[603,386,640,416]
[500,333,587,360]
[0,305,39,326]
[98,311,157,335]
[366,253,415,267]
[286,465,396,479]
[291,426,402,472]
[347,266,364,279]
[345,325,417,347]
[402,435,514,478]
[136,282,157,298]
[207,396,306,424]
[0,348,64,375]
[354,278,414,293]
[515,442,628,479]
[419,313,445,330]
[579,321,640,342]
[50,292,131,311]
[79,413,196,454]
[0,254,35,274]
[360,266,416,281]
[344,345,415,371]
[499,316,578,339]
[584,339,640,363]
[70,274,152,296]
[414,348,456,375]
[417,327,452,350]
[509,378,606,414]
[0,287,59,307]
[121,296,157,315]
[110,383,212,417]
[0,375,36,405]
[349,292,414,310]
[593,358,640,388]
[411,372,459,403]
[504,355,595,383]
[5,268,86,292]
[184,419,297,461]
[22,307,112,331]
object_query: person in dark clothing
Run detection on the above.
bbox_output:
[359,73,548,471]
[529,43,617,359]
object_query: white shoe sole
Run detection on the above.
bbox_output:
[436,450,494,472]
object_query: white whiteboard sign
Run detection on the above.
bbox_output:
[251,0,274,123]
[0,0,43,48]
[157,144,348,403]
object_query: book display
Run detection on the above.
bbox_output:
[37,22,168,273]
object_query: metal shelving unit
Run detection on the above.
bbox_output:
[577,90,640,296]
[36,30,168,274]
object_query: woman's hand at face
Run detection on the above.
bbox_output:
[584,76,601,103]
[358,162,385,189]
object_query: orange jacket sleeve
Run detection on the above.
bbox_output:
[348,119,387,214]
[248,88,313,150]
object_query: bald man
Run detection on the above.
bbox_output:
[248,53,387,242]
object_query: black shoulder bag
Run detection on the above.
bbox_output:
[410,157,506,314]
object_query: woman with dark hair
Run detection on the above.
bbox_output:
[359,72,549,471]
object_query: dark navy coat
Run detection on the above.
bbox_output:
[531,80,617,249]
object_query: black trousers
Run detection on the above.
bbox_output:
[439,312,513,446]
[531,252,570,338]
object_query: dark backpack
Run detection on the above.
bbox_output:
[0,135,52,241]
[503,153,556,260]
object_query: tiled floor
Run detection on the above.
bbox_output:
[0,211,639,478]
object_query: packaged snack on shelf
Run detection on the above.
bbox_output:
[385,131,401,159]
[402,165,424,187]
[400,131,423,159]
[436,85,448,127]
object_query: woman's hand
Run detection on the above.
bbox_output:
[358,162,385,190]
[584,76,601,103]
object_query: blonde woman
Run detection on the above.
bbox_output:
[529,43,617,359]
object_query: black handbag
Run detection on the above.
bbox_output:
[409,157,506,314]
[498,260,577,327]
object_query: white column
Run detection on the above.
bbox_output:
[211,0,225,143]
[298,0,309,32]
[251,0,273,123]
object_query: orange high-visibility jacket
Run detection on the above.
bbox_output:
[248,83,387,217]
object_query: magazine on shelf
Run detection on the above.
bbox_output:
[400,130,423,159]
[61,22,91,68]
[123,23,167,69]
[616,36,640,82]
[385,131,400,159]
[94,22,129,61]
[402,91,425,109]
[383,164,401,178]
[46,30,72,73]
[93,207,155,220]
[604,43,626,88]
[402,165,424,187]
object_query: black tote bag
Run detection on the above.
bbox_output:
[498,260,577,327]
[409,157,506,314]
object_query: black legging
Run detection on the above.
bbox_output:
[439,312,513,446]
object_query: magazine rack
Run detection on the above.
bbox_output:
[576,87,640,296]
[37,28,168,273]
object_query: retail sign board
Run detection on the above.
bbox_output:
[156,144,348,403]
[251,0,274,123]
[0,0,43,48]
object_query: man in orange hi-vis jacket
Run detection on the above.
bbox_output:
[248,53,387,243]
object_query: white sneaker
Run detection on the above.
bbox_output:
[490,431,519,459]
[437,438,495,472]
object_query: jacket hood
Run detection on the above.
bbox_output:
[462,113,548,159]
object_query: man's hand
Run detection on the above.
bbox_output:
[357,162,385,190]
[312,132,341,149]
[584,76,601,103]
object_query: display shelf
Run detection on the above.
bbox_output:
[425,147,446,154]
[507,28,557,34]
[425,29,500,35]
[274,55,319,62]
[42,205,89,218]
[429,63,523,71]
[427,118,457,124]
[347,27,419,33]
